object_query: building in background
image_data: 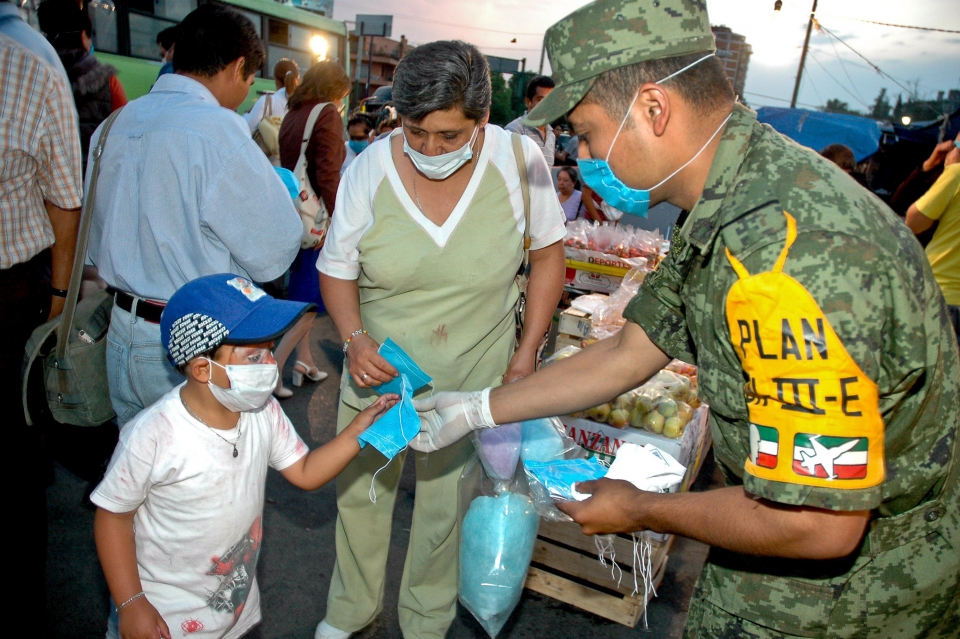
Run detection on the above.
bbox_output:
[712,25,751,99]
[349,33,409,99]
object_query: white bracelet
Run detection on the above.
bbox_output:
[116,591,146,612]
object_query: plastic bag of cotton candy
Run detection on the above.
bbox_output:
[473,416,581,490]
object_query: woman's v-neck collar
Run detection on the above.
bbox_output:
[381,124,493,249]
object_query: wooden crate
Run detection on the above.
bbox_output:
[525,520,672,627]
[523,427,713,627]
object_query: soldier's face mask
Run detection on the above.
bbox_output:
[577,53,722,217]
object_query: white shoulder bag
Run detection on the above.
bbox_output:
[294,102,332,249]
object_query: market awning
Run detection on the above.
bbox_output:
[756,107,883,162]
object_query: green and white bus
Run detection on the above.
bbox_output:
[26,0,348,113]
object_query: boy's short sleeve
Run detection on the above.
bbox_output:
[90,421,161,513]
[265,399,308,471]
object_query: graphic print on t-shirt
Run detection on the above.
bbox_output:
[205,517,262,620]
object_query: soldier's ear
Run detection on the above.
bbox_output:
[638,83,670,138]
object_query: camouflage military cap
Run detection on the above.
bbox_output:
[525,0,715,126]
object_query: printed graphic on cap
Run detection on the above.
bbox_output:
[227,277,266,302]
[748,423,778,469]
[792,434,868,480]
[168,313,229,365]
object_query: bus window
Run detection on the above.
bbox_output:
[90,2,119,53]
[129,13,176,59]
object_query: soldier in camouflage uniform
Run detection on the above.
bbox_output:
[411,1,959,637]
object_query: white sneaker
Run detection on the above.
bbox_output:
[315,619,352,639]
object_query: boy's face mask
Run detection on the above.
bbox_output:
[523,457,608,502]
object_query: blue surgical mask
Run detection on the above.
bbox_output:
[356,338,433,501]
[577,53,725,217]
[348,139,369,155]
[523,457,608,501]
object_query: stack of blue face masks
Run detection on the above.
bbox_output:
[356,338,431,459]
[523,457,608,502]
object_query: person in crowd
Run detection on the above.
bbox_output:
[374,105,401,140]
[84,5,301,426]
[273,59,352,397]
[0,32,83,621]
[0,0,67,77]
[92,274,397,639]
[37,0,127,169]
[413,2,959,638]
[506,74,557,167]
[557,166,584,221]
[342,114,373,175]
[156,25,177,79]
[820,143,866,186]
[315,40,566,639]
[906,134,959,342]
[243,57,299,134]
[891,137,956,247]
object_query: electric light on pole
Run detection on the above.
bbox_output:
[901,116,912,125]
[310,35,329,61]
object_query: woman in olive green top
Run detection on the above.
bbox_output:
[316,41,566,639]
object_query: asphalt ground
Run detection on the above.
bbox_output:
[45,314,722,639]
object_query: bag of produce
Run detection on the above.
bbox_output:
[459,490,539,638]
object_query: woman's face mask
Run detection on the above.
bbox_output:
[402,124,481,180]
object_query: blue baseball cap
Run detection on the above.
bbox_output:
[161,274,315,366]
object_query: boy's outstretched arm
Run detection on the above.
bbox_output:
[94,508,172,639]
[281,394,398,491]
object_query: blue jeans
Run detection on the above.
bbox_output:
[106,303,181,426]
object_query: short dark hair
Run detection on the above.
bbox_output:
[582,53,734,121]
[557,166,580,189]
[38,0,92,50]
[157,25,179,50]
[173,5,264,78]
[820,143,856,172]
[392,40,491,123]
[525,75,555,101]
[347,115,373,131]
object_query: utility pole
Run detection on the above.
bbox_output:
[538,40,546,75]
[790,0,818,109]
[353,23,364,105]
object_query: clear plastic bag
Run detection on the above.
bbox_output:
[517,417,593,522]
[474,422,522,485]
[587,267,647,341]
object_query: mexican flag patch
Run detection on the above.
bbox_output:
[749,424,778,469]
[793,434,868,480]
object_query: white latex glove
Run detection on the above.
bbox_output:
[410,389,496,452]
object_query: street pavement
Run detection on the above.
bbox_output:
[45,314,720,639]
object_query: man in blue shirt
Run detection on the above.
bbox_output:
[85,5,302,425]
[0,0,67,79]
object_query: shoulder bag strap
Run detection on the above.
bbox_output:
[55,107,123,362]
[299,102,330,159]
[511,133,531,271]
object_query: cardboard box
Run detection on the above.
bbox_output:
[557,307,592,338]
[554,333,583,351]
[559,406,709,469]
[565,259,628,293]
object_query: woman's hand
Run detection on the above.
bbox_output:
[503,346,537,383]
[347,333,398,388]
[118,597,171,639]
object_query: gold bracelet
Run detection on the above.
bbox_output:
[116,591,146,612]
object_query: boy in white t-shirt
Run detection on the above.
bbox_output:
[91,274,396,639]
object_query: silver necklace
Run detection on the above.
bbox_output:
[181,396,241,458]
[412,172,425,212]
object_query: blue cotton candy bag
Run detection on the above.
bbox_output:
[459,491,539,638]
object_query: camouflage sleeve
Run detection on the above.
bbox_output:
[623,251,697,364]
[731,228,933,511]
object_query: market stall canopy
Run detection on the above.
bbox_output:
[756,107,883,163]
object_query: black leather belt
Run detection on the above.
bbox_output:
[112,289,165,324]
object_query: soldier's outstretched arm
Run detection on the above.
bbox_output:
[558,480,870,560]
[410,322,669,452]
